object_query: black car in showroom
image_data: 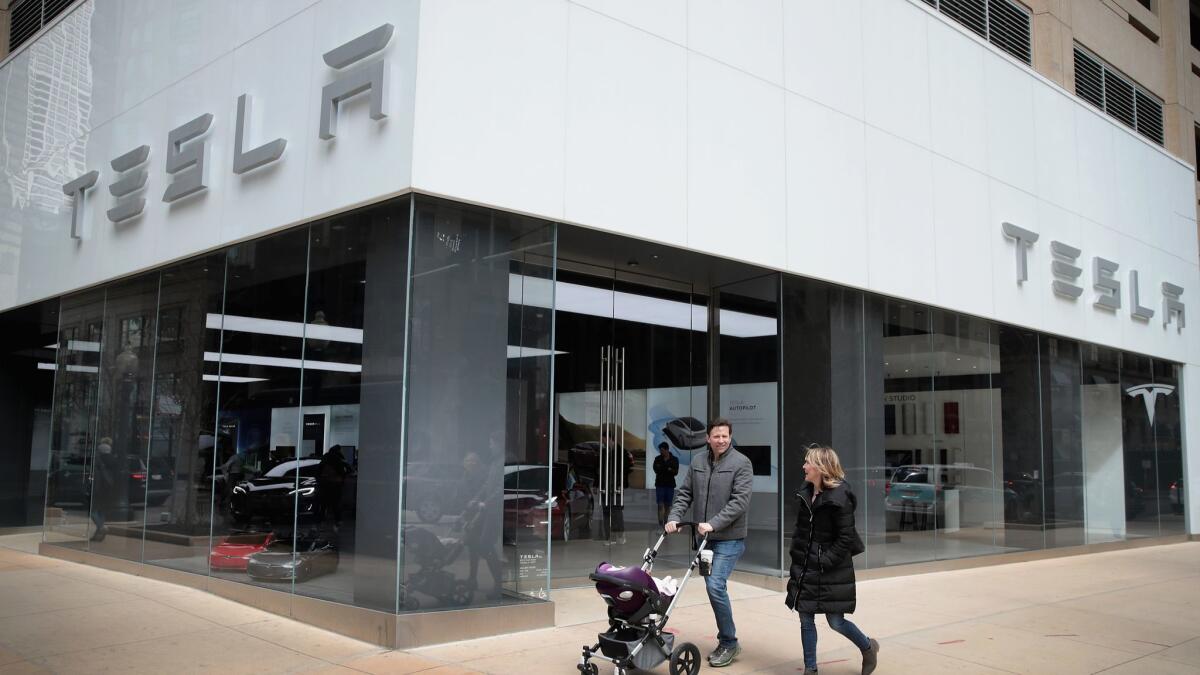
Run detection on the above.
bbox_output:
[229,458,322,526]
[246,534,339,582]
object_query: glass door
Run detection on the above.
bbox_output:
[551,268,706,582]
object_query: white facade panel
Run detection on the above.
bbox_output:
[1033,85,1080,215]
[411,0,567,219]
[931,157,991,316]
[865,128,936,304]
[1074,107,1119,232]
[984,57,1037,196]
[784,92,868,288]
[926,18,987,173]
[569,0,686,45]
[687,0,783,85]
[862,0,931,147]
[563,7,687,248]
[686,55,786,269]
[782,0,864,119]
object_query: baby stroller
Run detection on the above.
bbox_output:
[398,525,472,609]
[578,526,707,675]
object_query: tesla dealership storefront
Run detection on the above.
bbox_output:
[0,0,1196,648]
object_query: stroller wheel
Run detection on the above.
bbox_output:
[451,581,473,605]
[669,642,701,675]
[576,662,598,675]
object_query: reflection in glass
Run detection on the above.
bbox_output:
[1121,353,1158,538]
[0,300,58,529]
[209,228,309,590]
[1041,336,1084,548]
[44,288,106,546]
[292,200,409,610]
[996,325,1044,551]
[142,255,225,573]
[929,311,1002,559]
[402,197,554,610]
[1153,360,1184,535]
[87,274,160,561]
[1081,344,1124,543]
[877,298,936,565]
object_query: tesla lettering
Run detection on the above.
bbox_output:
[1003,224,1186,332]
[60,25,394,238]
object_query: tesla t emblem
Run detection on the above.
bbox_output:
[1125,384,1175,426]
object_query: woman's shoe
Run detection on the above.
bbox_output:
[861,638,879,675]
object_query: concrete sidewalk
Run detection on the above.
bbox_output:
[0,533,1197,674]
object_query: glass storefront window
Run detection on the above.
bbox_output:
[142,255,226,574]
[1081,344,1125,544]
[293,199,409,611]
[995,325,1045,552]
[1153,360,1185,535]
[1041,336,1085,548]
[87,274,161,561]
[20,193,1189,619]
[401,197,555,610]
[0,300,58,529]
[1122,352,1159,538]
[44,288,106,547]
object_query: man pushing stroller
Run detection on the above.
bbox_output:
[664,417,753,668]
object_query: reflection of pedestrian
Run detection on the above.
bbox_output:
[90,438,117,542]
[459,452,503,596]
[653,442,679,526]
[786,445,879,675]
[318,446,349,529]
[217,449,244,514]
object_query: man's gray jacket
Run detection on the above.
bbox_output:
[667,446,754,541]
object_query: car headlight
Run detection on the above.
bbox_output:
[533,496,558,511]
[289,487,315,496]
[232,485,246,494]
[281,559,298,568]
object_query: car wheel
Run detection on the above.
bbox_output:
[561,508,571,542]
[416,500,442,524]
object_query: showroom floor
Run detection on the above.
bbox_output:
[0,532,1198,673]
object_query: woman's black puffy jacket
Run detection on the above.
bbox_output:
[785,481,860,614]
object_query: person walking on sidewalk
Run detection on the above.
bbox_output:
[785,445,879,675]
[664,417,752,668]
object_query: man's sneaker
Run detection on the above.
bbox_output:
[861,638,880,675]
[708,645,741,668]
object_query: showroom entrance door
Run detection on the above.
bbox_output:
[550,264,707,583]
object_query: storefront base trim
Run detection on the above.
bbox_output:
[38,542,555,648]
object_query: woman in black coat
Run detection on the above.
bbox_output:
[785,445,879,675]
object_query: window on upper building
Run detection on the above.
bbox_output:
[1194,124,1200,181]
[9,0,76,54]
[920,0,1033,65]
[1074,44,1164,145]
[1191,0,1200,51]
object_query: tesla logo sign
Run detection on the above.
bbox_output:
[1002,222,1186,333]
[61,24,395,239]
[1125,384,1175,426]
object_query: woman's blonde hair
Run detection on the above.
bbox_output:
[804,444,844,488]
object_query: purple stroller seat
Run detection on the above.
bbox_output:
[593,562,672,617]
